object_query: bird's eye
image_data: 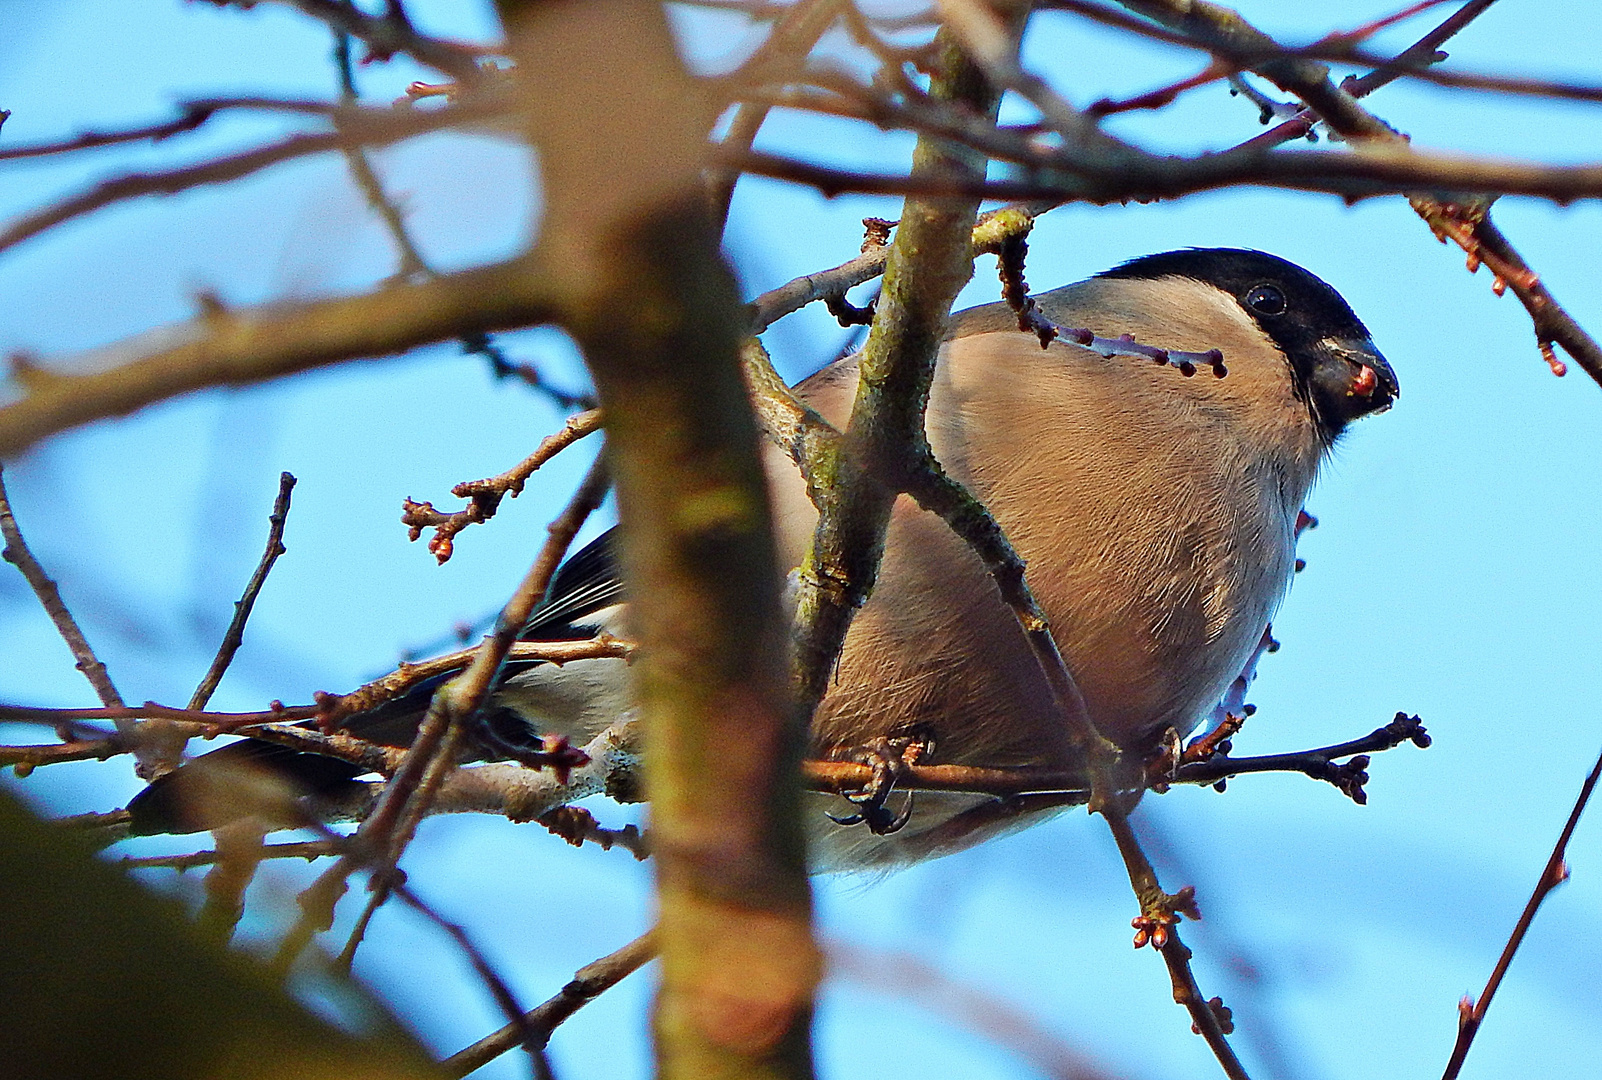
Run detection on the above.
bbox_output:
[1244,284,1286,316]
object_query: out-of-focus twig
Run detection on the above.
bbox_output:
[0,96,375,161]
[120,839,343,871]
[1440,745,1602,1080]
[829,940,1133,1080]
[709,0,848,224]
[199,0,496,83]
[0,98,503,259]
[442,930,658,1079]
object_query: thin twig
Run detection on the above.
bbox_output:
[0,98,503,259]
[388,877,551,1077]
[2,734,127,772]
[0,465,128,740]
[1440,745,1602,1080]
[441,931,658,1078]
[1049,1,1598,106]
[537,805,650,860]
[0,702,318,727]
[828,940,1133,1080]
[120,839,344,871]
[1098,798,1246,1079]
[0,96,364,161]
[188,472,296,711]
[401,407,604,563]
[334,32,432,280]
[0,637,631,763]
[199,0,495,84]
[314,634,632,730]
[1167,712,1433,802]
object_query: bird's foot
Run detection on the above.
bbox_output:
[825,731,935,835]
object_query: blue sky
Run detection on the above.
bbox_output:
[2,3,1600,1079]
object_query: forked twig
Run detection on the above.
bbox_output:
[402,408,604,563]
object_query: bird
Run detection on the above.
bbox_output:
[128,248,1397,871]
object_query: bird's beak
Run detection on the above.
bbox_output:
[1326,335,1398,414]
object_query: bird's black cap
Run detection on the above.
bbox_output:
[1101,248,1398,442]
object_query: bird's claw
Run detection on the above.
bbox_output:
[825,732,934,836]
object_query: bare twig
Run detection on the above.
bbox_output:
[1097,798,1246,1079]
[709,0,847,225]
[0,702,318,727]
[1103,1,1602,387]
[120,839,343,871]
[1049,1,1602,106]
[0,637,631,772]
[401,407,604,563]
[537,805,650,860]
[1441,745,1602,1080]
[388,877,551,1077]
[465,332,598,411]
[441,931,658,1078]
[2,734,126,773]
[189,472,296,711]
[333,32,433,281]
[198,0,495,84]
[0,96,365,161]
[731,139,1602,206]
[829,940,1133,1080]
[314,635,632,730]
[0,465,127,740]
[0,98,502,259]
[1168,712,1433,803]
[1417,207,1602,384]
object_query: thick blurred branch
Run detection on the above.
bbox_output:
[0,255,558,458]
[498,1,818,1076]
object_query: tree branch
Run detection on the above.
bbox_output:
[0,465,124,715]
[1441,744,1602,1080]
[188,472,296,712]
[199,0,496,84]
[0,253,558,459]
[442,931,659,1078]
[401,408,603,563]
[0,99,504,259]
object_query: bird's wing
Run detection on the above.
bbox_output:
[520,527,624,639]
